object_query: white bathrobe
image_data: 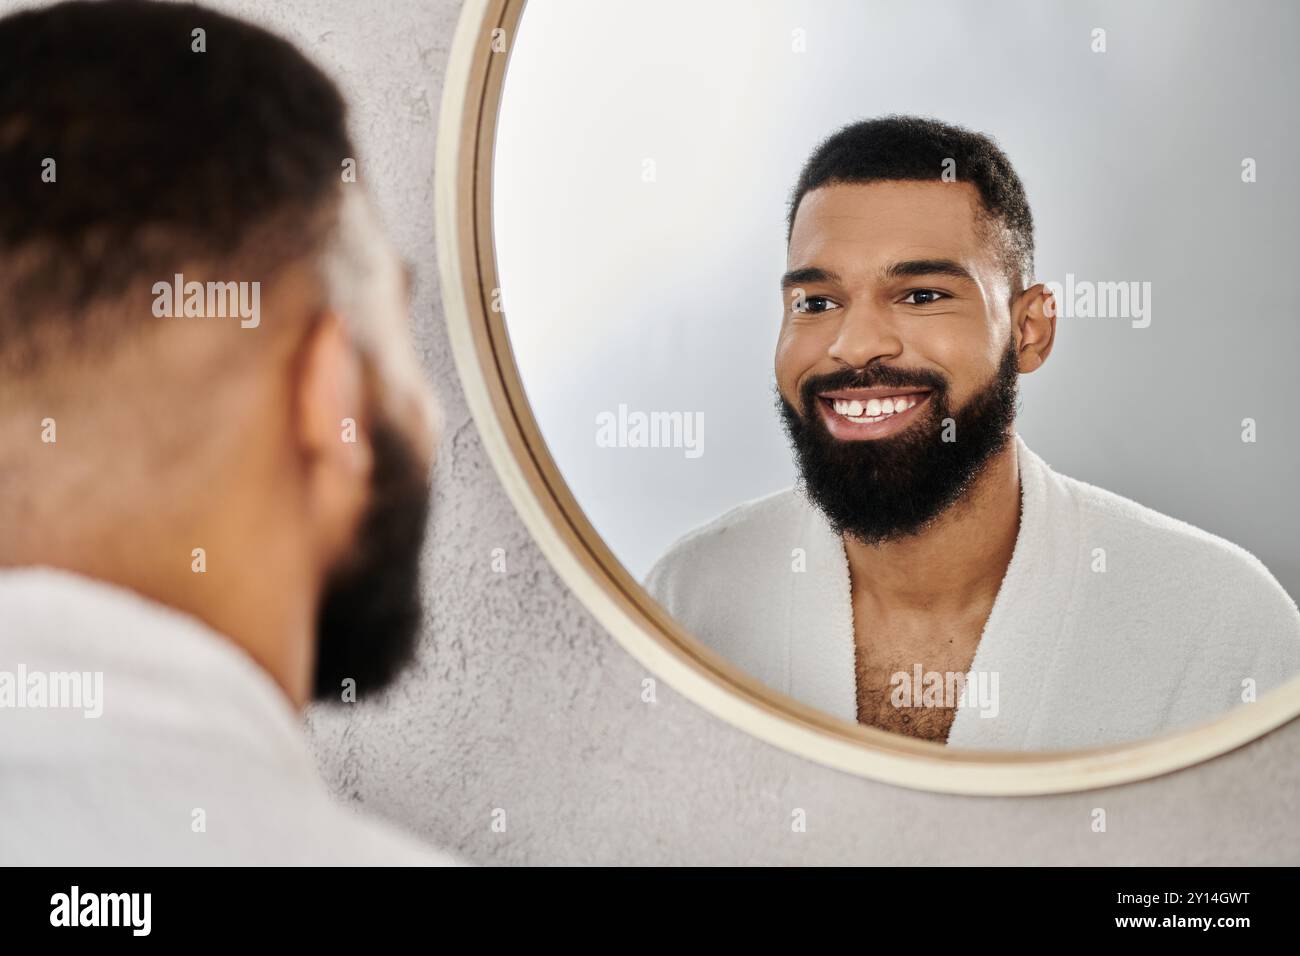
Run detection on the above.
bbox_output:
[0,568,461,865]
[645,436,1300,750]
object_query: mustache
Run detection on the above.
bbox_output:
[797,365,949,408]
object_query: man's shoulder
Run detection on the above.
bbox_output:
[0,756,468,866]
[644,486,807,589]
[1058,466,1299,623]
[641,486,814,667]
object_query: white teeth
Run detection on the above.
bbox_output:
[829,394,921,424]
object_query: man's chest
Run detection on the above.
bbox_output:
[851,604,986,743]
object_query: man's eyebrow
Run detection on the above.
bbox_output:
[882,258,976,283]
[780,266,840,290]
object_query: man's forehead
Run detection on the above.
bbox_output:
[788,180,988,271]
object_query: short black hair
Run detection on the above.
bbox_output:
[786,115,1035,292]
[0,0,353,373]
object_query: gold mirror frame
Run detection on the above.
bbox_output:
[434,0,1300,795]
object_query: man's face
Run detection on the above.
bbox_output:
[775,181,1020,544]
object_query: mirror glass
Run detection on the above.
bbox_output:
[492,0,1300,750]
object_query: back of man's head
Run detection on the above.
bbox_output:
[0,0,440,707]
[0,0,350,371]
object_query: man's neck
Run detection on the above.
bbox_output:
[0,497,318,711]
[842,436,1022,615]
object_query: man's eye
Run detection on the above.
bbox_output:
[903,289,949,305]
[794,295,839,314]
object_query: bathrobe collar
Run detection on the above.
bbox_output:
[788,434,1081,748]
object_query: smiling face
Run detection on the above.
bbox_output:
[776,179,1042,544]
[778,179,1018,423]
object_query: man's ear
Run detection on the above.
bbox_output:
[1013,283,1057,374]
[295,311,371,482]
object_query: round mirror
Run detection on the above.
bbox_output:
[437,0,1300,793]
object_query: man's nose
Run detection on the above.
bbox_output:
[827,305,903,369]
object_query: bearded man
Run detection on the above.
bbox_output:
[646,116,1300,750]
[0,0,457,864]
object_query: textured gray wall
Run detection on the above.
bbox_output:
[43,0,1298,864]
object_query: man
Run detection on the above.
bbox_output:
[0,0,459,863]
[646,116,1300,751]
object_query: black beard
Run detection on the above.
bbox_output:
[777,340,1019,546]
[312,411,432,702]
